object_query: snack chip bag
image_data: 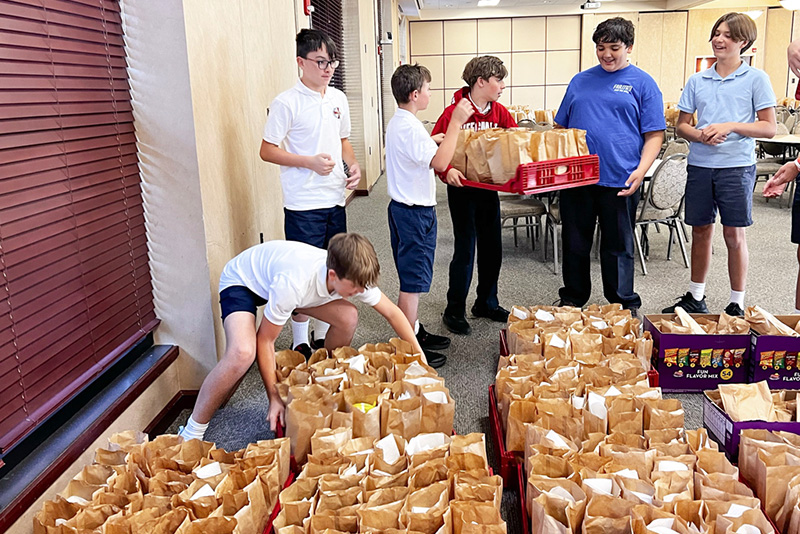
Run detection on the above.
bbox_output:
[664,349,678,367]
[700,349,712,368]
[760,351,774,369]
[677,349,690,367]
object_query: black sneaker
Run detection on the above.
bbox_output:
[293,343,312,360]
[724,302,744,317]
[553,298,581,309]
[309,331,325,350]
[443,311,472,335]
[425,350,447,369]
[662,292,709,314]
[471,304,510,322]
[417,324,450,351]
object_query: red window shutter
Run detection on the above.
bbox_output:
[0,0,158,453]
[310,0,345,92]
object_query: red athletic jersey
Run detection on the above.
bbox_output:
[431,87,517,179]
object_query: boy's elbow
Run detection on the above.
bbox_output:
[765,124,778,138]
[431,160,448,173]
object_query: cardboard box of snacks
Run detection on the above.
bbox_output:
[645,314,750,392]
[748,315,800,387]
[703,386,800,460]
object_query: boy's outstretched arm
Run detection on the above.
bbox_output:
[371,292,426,360]
[431,100,474,173]
[260,140,336,176]
[764,160,800,198]
[254,318,285,431]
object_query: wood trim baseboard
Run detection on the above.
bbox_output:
[144,389,198,437]
[0,345,179,532]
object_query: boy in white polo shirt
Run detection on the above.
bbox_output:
[385,64,474,368]
[260,29,361,356]
[662,13,776,317]
[179,233,424,440]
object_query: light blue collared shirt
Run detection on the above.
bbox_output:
[678,61,776,168]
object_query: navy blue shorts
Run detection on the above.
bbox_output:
[792,183,800,244]
[220,285,266,321]
[284,205,346,249]
[388,200,437,293]
[684,164,756,227]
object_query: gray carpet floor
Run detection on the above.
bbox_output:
[166,175,798,533]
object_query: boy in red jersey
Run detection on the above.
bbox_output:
[431,56,517,336]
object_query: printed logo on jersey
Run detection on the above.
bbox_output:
[613,84,633,94]
[333,107,341,119]
[462,121,498,131]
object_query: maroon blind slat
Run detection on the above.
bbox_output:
[310,0,345,92]
[0,0,158,453]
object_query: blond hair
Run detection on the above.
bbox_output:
[710,13,757,54]
[462,56,508,89]
[326,233,380,287]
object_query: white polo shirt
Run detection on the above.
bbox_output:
[263,79,351,210]
[219,241,382,326]
[385,108,438,207]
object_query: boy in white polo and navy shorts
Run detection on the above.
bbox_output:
[179,234,425,441]
[385,64,474,368]
[662,13,776,316]
[260,29,361,356]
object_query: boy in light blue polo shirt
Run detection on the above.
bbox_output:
[663,12,776,317]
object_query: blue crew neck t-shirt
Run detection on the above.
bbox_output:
[555,64,666,188]
[678,62,776,168]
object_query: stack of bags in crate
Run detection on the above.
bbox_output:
[499,304,654,455]
[34,432,290,534]
[524,424,775,534]
[452,128,591,185]
[276,339,455,464]
[275,338,507,533]
[740,430,800,534]
[273,431,505,534]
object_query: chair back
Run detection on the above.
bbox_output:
[517,119,536,129]
[662,138,689,158]
[777,122,790,135]
[422,121,434,134]
[776,106,791,124]
[639,154,687,221]
[784,113,796,134]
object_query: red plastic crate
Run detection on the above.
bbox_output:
[488,383,519,487]
[263,470,296,534]
[518,458,530,534]
[461,155,600,195]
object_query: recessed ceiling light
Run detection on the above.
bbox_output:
[477,0,500,6]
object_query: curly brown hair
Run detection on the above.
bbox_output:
[462,56,508,89]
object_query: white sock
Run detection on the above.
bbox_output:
[688,281,706,302]
[729,290,745,307]
[291,319,309,347]
[794,309,800,314]
[314,321,330,343]
[414,320,420,335]
[179,415,208,441]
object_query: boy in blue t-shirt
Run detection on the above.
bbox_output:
[662,13,776,316]
[554,17,665,315]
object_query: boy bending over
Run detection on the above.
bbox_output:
[179,234,424,441]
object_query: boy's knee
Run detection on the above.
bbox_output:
[334,303,359,332]
[225,344,256,372]
[722,227,746,249]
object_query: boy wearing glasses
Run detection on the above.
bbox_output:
[260,29,361,356]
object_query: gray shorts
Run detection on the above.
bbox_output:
[684,164,756,227]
